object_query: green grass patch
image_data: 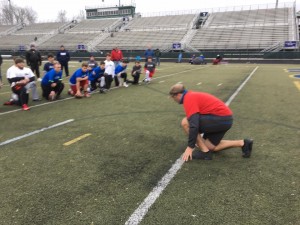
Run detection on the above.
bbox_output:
[0,62,299,225]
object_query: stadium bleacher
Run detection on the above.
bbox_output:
[125,14,195,31]
[15,22,66,35]
[0,25,16,34]
[0,3,297,52]
[190,7,295,50]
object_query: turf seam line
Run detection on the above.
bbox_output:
[0,66,208,116]
[0,119,74,147]
[124,66,259,225]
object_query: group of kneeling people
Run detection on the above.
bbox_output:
[4,53,156,110]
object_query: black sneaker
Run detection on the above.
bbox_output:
[242,139,253,158]
[192,150,212,160]
[99,88,106,94]
[56,95,64,100]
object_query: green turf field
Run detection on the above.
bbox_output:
[0,61,299,225]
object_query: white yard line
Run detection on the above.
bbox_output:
[125,66,259,225]
[0,119,74,147]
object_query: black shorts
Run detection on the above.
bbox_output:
[199,115,233,146]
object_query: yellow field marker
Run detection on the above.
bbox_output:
[284,69,289,72]
[294,81,300,91]
[63,133,91,146]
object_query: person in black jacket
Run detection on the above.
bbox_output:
[25,43,42,80]
[56,45,70,77]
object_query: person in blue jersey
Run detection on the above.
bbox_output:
[41,62,64,101]
[89,61,105,93]
[56,45,70,77]
[68,62,90,98]
[114,59,129,87]
[43,54,55,75]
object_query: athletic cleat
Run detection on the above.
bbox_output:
[242,139,253,158]
[123,82,129,87]
[84,92,91,98]
[56,95,63,100]
[3,101,15,106]
[22,104,30,111]
[33,98,41,101]
[192,150,212,160]
[99,88,106,94]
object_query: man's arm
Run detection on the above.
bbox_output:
[38,52,42,66]
[66,52,70,62]
[25,51,30,66]
[187,113,200,149]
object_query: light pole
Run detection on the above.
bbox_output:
[276,0,279,8]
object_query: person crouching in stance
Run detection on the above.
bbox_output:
[169,83,253,161]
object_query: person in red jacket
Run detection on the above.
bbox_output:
[169,83,253,161]
[111,47,123,67]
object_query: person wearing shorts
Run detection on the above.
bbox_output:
[169,83,253,161]
[69,63,90,98]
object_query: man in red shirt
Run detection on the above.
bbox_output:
[111,47,123,67]
[169,83,253,161]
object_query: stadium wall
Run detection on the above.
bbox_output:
[3,50,300,64]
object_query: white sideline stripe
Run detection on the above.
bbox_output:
[0,67,208,116]
[124,66,259,225]
[0,119,74,147]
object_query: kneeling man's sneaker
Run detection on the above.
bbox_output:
[192,150,212,160]
[22,104,30,111]
[242,139,253,158]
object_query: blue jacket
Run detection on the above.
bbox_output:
[41,69,62,86]
[115,64,127,75]
[89,66,105,81]
[69,68,88,85]
[56,50,70,64]
[144,49,154,59]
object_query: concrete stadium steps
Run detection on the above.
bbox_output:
[126,14,195,30]
[96,30,187,50]
[67,18,121,33]
[190,7,294,50]
[38,33,105,51]
[15,22,66,35]
[0,34,45,50]
[0,25,16,34]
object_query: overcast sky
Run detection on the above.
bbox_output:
[6,0,297,22]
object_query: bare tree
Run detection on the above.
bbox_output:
[76,10,86,21]
[57,10,68,23]
[24,7,38,24]
[0,1,37,25]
